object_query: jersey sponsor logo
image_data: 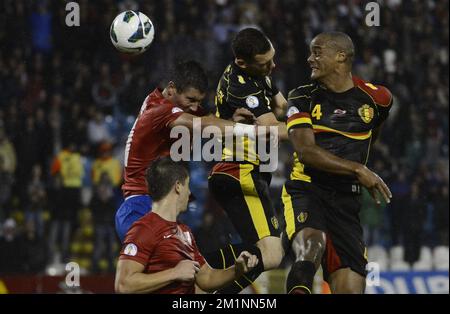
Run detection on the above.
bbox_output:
[172,107,183,114]
[246,95,259,108]
[333,109,347,115]
[124,243,138,256]
[297,212,308,223]
[358,104,374,123]
[238,75,246,84]
[287,106,300,118]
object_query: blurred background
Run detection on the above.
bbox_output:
[0,0,448,293]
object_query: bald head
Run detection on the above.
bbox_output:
[314,32,355,66]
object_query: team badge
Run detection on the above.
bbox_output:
[124,243,138,256]
[271,216,279,230]
[358,104,374,123]
[246,95,259,108]
[287,106,299,118]
[297,212,308,223]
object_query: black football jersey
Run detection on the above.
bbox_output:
[215,62,279,164]
[286,76,393,186]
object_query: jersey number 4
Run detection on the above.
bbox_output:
[312,104,322,120]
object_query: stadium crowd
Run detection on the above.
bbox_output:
[0,0,448,274]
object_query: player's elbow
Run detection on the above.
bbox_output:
[195,269,215,293]
[115,273,134,294]
[295,144,316,163]
[115,277,129,293]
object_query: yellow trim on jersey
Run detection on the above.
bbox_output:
[228,90,262,99]
[282,185,296,241]
[312,124,372,140]
[290,153,312,182]
[229,244,238,260]
[220,249,226,269]
[287,117,312,130]
[239,164,271,240]
[288,285,312,294]
[288,94,312,100]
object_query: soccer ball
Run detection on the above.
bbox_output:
[110,10,155,55]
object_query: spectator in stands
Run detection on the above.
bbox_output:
[49,139,84,262]
[22,219,48,273]
[25,164,47,237]
[90,173,117,272]
[91,142,122,188]
[0,218,25,274]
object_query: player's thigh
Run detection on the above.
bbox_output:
[281,181,327,262]
[322,193,368,285]
[208,166,279,244]
[328,267,366,294]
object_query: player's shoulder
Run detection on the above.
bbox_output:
[226,64,262,98]
[178,222,193,234]
[128,213,159,236]
[353,76,393,107]
[288,82,317,100]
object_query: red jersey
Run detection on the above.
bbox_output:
[121,88,184,197]
[120,212,206,294]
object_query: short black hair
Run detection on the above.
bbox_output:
[171,60,208,93]
[316,32,355,66]
[232,28,271,63]
[146,157,189,201]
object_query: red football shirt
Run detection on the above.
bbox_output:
[121,88,184,197]
[120,212,206,294]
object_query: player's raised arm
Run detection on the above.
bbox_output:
[169,112,264,140]
[272,91,288,120]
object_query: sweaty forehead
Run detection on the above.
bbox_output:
[310,37,330,50]
[181,87,205,100]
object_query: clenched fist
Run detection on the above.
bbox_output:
[173,260,200,282]
[235,251,259,277]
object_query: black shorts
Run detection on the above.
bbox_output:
[281,179,368,281]
[208,164,281,244]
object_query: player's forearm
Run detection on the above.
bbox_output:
[196,266,237,293]
[116,268,176,294]
[296,143,362,177]
[200,115,236,133]
[276,122,288,141]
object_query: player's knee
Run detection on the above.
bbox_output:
[257,237,284,270]
[292,228,326,262]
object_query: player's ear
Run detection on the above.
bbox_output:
[167,81,177,96]
[336,51,347,64]
[174,180,182,194]
[235,58,247,69]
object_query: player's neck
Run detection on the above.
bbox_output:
[152,197,179,222]
[320,72,354,93]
